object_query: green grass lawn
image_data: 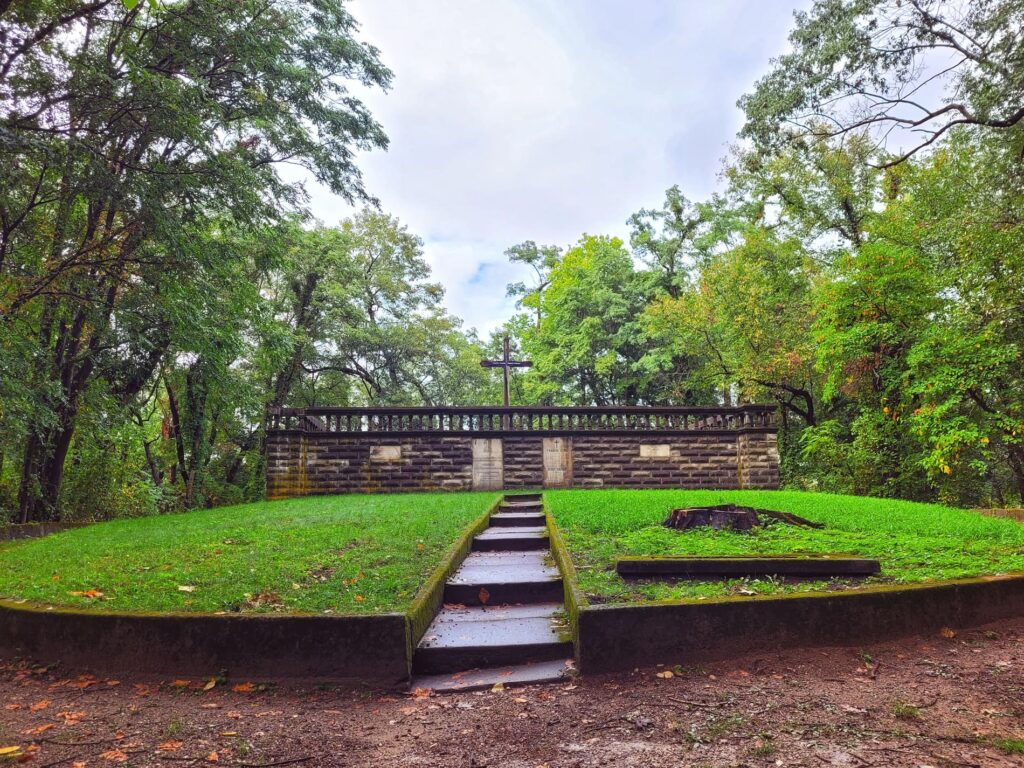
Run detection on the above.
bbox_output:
[0,493,498,615]
[546,489,1024,604]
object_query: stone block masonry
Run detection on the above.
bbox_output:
[265,405,780,498]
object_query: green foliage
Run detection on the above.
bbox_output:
[0,492,499,614]
[546,489,1024,604]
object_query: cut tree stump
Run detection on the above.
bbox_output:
[662,504,824,531]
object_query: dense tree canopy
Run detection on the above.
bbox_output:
[3,0,1024,520]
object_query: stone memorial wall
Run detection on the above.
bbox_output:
[265,405,780,498]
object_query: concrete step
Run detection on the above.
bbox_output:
[414,603,571,674]
[445,551,562,606]
[473,527,549,552]
[490,512,546,527]
[503,493,542,503]
[498,502,543,514]
[410,659,574,694]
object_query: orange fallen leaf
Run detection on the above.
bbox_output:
[231,683,254,693]
[206,752,219,762]
[57,711,86,725]
[29,700,50,712]
[157,741,183,752]
[940,627,957,639]
[478,587,490,605]
[68,590,104,599]
[353,595,365,602]
[169,680,191,689]
[72,763,86,768]
[23,724,54,735]
[4,704,21,711]
[100,749,128,763]
[409,688,432,699]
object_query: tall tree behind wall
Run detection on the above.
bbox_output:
[0,0,391,521]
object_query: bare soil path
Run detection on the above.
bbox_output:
[2,618,1022,767]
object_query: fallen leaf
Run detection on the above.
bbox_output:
[169,680,190,689]
[353,595,365,602]
[203,679,217,691]
[219,731,237,737]
[940,627,957,639]
[99,749,128,763]
[68,676,99,690]
[206,752,219,762]
[656,670,674,679]
[0,747,23,758]
[409,688,432,699]
[478,587,490,605]
[177,585,196,593]
[491,682,504,693]
[69,590,104,599]
[157,741,183,752]
[29,700,50,712]
[3,705,20,711]
[22,724,54,735]
[231,683,254,693]
[72,761,87,768]
[57,711,86,725]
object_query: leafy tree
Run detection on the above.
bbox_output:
[741,0,1024,165]
[0,0,390,520]
[505,241,562,329]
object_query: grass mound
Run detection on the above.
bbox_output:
[0,493,498,615]
[546,489,1024,604]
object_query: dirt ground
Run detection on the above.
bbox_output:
[1,619,1023,768]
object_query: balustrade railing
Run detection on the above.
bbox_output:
[267,405,777,434]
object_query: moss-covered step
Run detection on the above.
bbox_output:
[615,555,881,578]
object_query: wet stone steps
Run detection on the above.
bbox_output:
[413,603,572,674]
[411,659,574,694]
[489,512,546,527]
[472,526,549,551]
[409,494,574,693]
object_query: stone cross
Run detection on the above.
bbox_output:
[480,335,532,408]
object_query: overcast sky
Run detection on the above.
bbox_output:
[299,0,810,335]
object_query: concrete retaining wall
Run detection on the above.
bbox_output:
[575,574,1024,673]
[0,601,409,684]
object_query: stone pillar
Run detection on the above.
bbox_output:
[266,431,308,500]
[736,431,781,489]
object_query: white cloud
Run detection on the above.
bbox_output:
[298,0,810,334]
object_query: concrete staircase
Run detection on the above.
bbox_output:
[409,494,575,693]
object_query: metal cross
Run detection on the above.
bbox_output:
[480,335,532,408]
